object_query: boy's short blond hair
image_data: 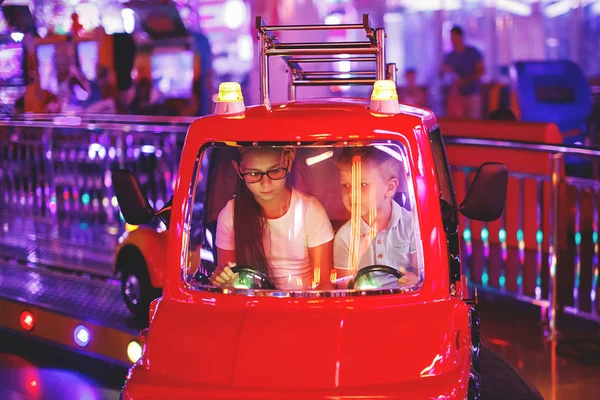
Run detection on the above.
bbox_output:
[337,146,402,181]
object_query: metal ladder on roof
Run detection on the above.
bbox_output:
[255,14,397,107]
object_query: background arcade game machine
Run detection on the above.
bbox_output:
[0,2,33,113]
[0,34,27,113]
[126,0,198,117]
[174,0,254,113]
[512,60,593,146]
[512,60,595,177]
[32,28,128,114]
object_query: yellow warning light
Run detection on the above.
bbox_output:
[125,223,138,232]
[370,80,398,101]
[370,80,401,114]
[217,82,244,103]
[215,82,245,116]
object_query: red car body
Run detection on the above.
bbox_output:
[121,99,478,399]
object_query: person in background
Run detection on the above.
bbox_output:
[130,78,154,115]
[488,108,517,121]
[397,68,427,107]
[86,65,126,114]
[190,29,213,116]
[180,78,202,116]
[63,75,89,113]
[441,26,484,119]
[24,71,58,113]
[13,96,25,114]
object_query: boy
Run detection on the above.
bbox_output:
[333,146,419,289]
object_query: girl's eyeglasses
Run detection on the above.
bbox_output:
[239,167,288,183]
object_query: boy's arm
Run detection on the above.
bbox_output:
[333,230,355,287]
[309,240,333,289]
[398,250,418,286]
[398,213,419,286]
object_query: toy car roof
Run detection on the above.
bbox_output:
[190,98,438,144]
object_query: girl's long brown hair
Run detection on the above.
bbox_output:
[233,153,271,276]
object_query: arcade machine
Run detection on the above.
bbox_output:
[193,0,253,107]
[76,39,99,82]
[32,26,131,114]
[512,60,595,175]
[35,41,58,94]
[0,34,26,113]
[513,60,593,146]
[126,0,198,116]
[0,2,34,113]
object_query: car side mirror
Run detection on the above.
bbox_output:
[459,162,508,222]
[113,169,155,225]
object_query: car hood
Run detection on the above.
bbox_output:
[142,297,470,390]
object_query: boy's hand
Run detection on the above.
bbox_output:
[398,267,419,286]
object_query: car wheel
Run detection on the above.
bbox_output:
[120,251,161,319]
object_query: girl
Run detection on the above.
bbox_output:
[210,147,334,290]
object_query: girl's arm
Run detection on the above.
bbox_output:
[309,240,334,290]
[217,247,236,266]
[210,247,237,286]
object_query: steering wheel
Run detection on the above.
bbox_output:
[348,265,404,290]
[229,265,276,290]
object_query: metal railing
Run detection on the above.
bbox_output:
[445,137,600,335]
[0,114,192,277]
[256,14,396,105]
[2,116,598,330]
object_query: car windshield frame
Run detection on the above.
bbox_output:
[181,140,425,298]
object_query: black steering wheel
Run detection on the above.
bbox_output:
[348,265,404,290]
[229,265,276,290]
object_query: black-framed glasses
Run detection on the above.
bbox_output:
[239,167,288,183]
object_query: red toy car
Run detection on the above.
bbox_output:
[115,15,507,400]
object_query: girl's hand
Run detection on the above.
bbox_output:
[209,262,237,286]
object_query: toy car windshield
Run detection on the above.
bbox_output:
[184,142,424,296]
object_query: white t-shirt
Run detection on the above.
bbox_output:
[334,200,416,288]
[216,188,334,290]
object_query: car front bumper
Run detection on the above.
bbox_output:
[121,362,469,400]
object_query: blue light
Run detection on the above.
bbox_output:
[499,229,507,242]
[517,229,524,242]
[536,230,543,244]
[82,193,90,205]
[74,325,90,347]
[500,276,507,287]
[575,232,582,245]
[481,228,489,242]
[463,229,471,241]
[594,232,598,244]
[482,272,489,286]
